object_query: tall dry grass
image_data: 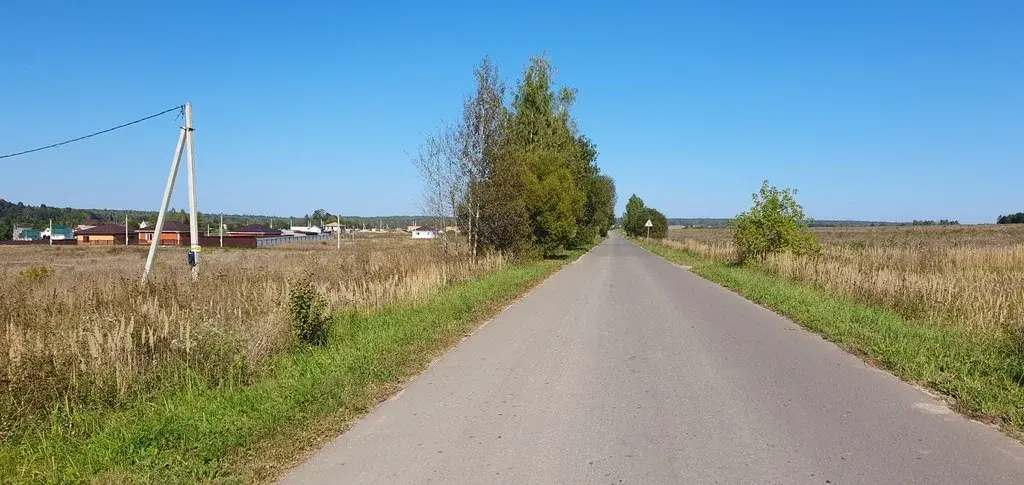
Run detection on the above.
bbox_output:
[665,225,1024,337]
[0,237,504,437]
[658,237,737,262]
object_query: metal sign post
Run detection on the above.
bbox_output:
[645,219,653,240]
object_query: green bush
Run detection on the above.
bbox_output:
[19,265,52,281]
[287,278,330,345]
[622,194,667,239]
[1012,319,1024,357]
[731,180,820,263]
[645,208,668,239]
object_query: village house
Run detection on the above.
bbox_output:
[74,220,100,232]
[289,225,322,236]
[137,221,190,246]
[12,227,41,241]
[227,224,282,237]
[75,224,137,245]
[41,226,74,240]
[411,226,437,239]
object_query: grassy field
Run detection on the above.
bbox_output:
[664,224,1024,340]
[639,224,1024,436]
[0,237,586,482]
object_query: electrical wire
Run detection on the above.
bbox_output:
[0,105,185,159]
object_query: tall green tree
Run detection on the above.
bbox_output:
[477,150,534,255]
[523,151,584,252]
[417,54,617,258]
[622,194,647,237]
[497,55,597,254]
[586,174,617,237]
[458,56,507,259]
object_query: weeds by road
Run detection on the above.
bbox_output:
[0,245,589,483]
[636,238,1024,440]
[1,238,503,441]
[664,225,1024,342]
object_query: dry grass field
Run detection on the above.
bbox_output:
[664,224,1024,339]
[0,236,502,437]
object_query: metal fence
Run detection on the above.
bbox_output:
[0,239,77,246]
[256,234,334,248]
[191,235,258,249]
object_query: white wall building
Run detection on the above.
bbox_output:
[289,225,322,236]
[411,226,437,239]
[40,227,73,240]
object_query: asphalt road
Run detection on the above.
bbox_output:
[282,234,1024,484]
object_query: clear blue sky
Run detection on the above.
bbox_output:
[2,1,1020,223]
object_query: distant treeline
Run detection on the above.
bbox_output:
[997,213,1024,224]
[0,199,425,240]
[614,217,961,228]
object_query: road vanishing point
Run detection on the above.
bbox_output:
[282,234,1024,484]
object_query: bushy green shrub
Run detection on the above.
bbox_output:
[731,180,820,263]
[622,194,667,239]
[287,278,330,345]
[645,208,668,239]
[19,265,52,281]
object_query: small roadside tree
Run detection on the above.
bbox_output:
[645,208,668,239]
[622,194,647,237]
[730,180,819,263]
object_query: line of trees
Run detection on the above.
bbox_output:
[0,199,161,240]
[0,199,433,239]
[621,194,667,239]
[616,217,947,228]
[414,55,616,258]
[625,181,821,263]
[997,213,1024,224]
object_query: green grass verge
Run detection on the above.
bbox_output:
[635,239,1024,437]
[0,250,588,484]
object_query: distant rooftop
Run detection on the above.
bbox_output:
[229,224,282,235]
[76,224,135,236]
[137,221,190,232]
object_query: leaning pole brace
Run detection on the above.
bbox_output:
[142,102,200,282]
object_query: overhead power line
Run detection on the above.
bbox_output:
[0,105,184,159]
